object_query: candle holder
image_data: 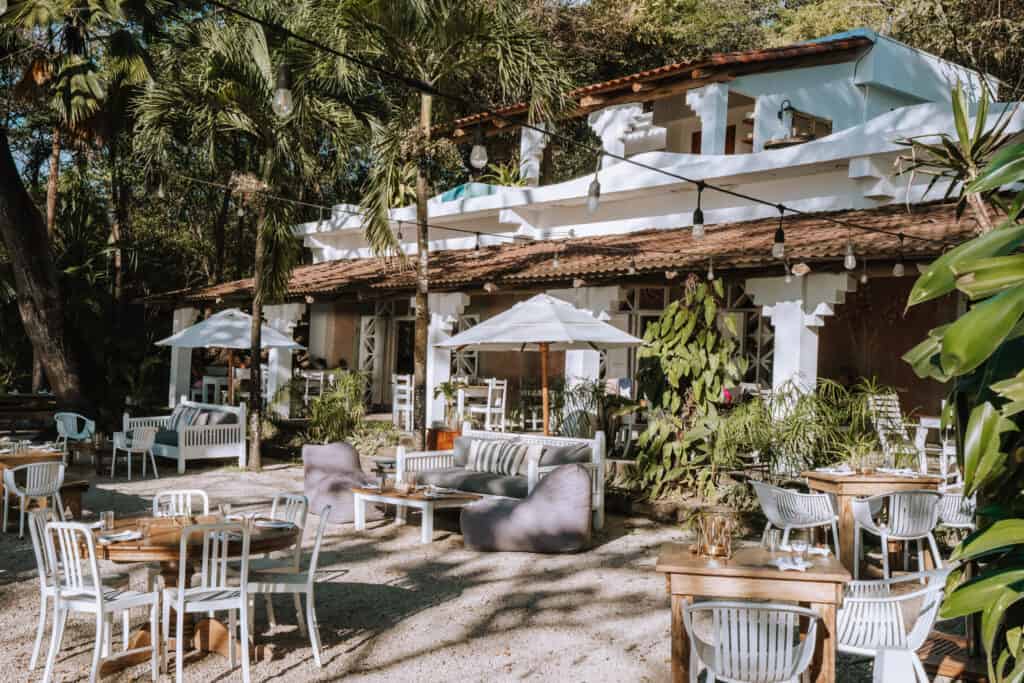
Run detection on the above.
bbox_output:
[691,507,736,559]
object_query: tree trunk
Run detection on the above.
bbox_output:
[248,155,274,471]
[33,127,62,392]
[0,127,84,405]
[413,93,433,450]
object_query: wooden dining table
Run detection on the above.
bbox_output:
[656,543,850,683]
[90,513,300,676]
[802,469,944,575]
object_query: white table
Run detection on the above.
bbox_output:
[352,488,481,544]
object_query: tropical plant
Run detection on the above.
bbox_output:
[632,275,746,499]
[897,84,1015,232]
[480,156,527,187]
[134,2,364,467]
[350,0,570,447]
[307,371,369,444]
[350,420,401,458]
[433,378,466,427]
[902,141,1024,682]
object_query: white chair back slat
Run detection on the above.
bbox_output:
[179,522,249,591]
[271,493,309,529]
[938,490,976,530]
[22,462,65,497]
[46,522,101,598]
[887,490,940,537]
[130,426,158,451]
[154,489,210,517]
[28,509,58,589]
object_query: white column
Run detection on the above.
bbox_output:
[519,122,549,186]
[168,307,199,407]
[588,104,643,169]
[426,293,470,427]
[264,303,306,419]
[308,303,332,364]
[686,83,730,154]
[745,273,857,393]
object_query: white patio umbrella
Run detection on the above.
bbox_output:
[156,308,304,403]
[438,294,642,435]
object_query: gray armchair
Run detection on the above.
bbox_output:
[302,442,384,524]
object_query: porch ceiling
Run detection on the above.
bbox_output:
[148,201,980,307]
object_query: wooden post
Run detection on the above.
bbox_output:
[540,342,550,436]
[227,351,235,405]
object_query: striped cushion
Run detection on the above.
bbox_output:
[467,439,528,476]
[166,404,189,431]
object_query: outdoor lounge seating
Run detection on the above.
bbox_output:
[397,424,606,529]
[852,489,942,579]
[302,442,384,524]
[124,399,246,474]
[460,464,592,552]
[54,412,95,460]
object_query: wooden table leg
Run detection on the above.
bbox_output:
[670,593,692,683]
[836,494,857,576]
[810,600,837,683]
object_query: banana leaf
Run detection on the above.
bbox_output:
[908,222,1024,308]
[941,568,1024,619]
[955,256,1024,300]
[951,519,1024,562]
[963,402,1018,495]
[940,286,1024,377]
[982,584,1024,661]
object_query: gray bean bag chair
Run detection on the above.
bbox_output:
[460,464,592,553]
[302,442,385,524]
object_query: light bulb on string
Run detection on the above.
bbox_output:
[692,182,705,239]
[784,261,793,284]
[474,233,480,252]
[552,251,560,268]
[892,233,906,277]
[772,206,786,259]
[469,127,488,170]
[706,258,714,281]
[860,258,869,284]
[844,239,857,270]
[272,64,294,118]
[585,156,601,214]
[627,257,637,275]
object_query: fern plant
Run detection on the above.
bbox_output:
[306,371,368,444]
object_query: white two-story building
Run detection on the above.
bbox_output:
[154,29,1022,425]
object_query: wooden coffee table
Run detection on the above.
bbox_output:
[352,487,481,544]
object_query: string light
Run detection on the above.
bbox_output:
[772,206,785,259]
[470,127,488,170]
[272,64,294,118]
[627,257,637,275]
[474,232,480,252]
[692,182,705,239]
[784,260,793,284]
[860,258,869,284]
[665,270,678,280]
[586,156,601,214]
[892,233,906,277]
[706,258,714,281]
[844,238,857,270]
[552,251,560,268]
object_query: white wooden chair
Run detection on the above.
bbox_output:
[111,427,160,480]
[751,481,840,560]
[937,488,976,533]
[867,393,920,468]
[3,461,65,537]
[392,374,414,432]
[247,505,332,667]
[54,412,95,461]
[467,378,508,431]
[683,600,820,683]
[162,522,252,683]
[913,415,961,485]
[838,569,950,682]
[152,489,210,517]
[852,490,942,579]
[27,509,61,672]
[41,521,160,683]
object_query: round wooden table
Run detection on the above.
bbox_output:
[91,513,300,676]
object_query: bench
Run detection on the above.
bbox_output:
[124,399,246,474]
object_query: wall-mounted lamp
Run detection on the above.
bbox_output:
[777,99,795,122]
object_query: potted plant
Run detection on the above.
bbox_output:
[432,379,466,429]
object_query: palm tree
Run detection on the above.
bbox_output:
[347,0,569,446]
[134,1,363,469]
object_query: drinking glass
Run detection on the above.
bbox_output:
[764,529,782,553]
[101,510,115,531]
[218,503,232,519]
[791,534,809,563]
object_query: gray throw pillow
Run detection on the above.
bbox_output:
[452,436,473,466]
[166,404,188,431]
[539,443,592,467]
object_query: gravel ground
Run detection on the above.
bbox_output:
[0,461,956,682]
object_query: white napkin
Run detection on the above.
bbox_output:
[816,465,854,475]
[774,556,812,572]
[98,530,142,544]
[778,544,831,556]
[878,467,920,477]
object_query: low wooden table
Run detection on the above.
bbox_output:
[352,487,481,544]
[803,470,943,575]
[656,543,850,683]
[91,513,300,676]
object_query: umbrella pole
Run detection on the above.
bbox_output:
[228,352,235,405]
[540,342,550,436]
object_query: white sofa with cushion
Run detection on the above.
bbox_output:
[396,424,606,530]
[124,399,246,474]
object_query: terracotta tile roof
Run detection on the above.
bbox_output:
[150,201,978,306]
[440,36,873,134]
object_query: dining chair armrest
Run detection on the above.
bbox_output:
[851,497,882,533]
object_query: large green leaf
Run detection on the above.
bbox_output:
[955,256,1024,300]
[951,519,1024,561]
[907,222,1024,308]
[982,584,1024,660]
[963,402,1018,495]
[940,286,1024,376]
[902,324,951,381]
[941,568,1024,619]
[968,143,1024,194]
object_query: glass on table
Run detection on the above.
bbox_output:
[790,530,809,563]
[218,503,232,519]
[100,510,115,531]
[763,528,782,553]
